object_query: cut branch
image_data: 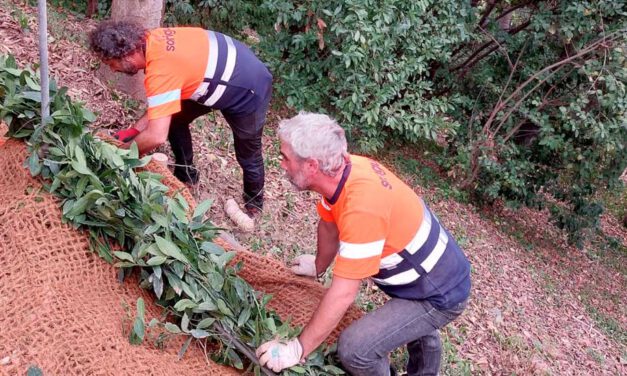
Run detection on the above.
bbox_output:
[214,322,278,376]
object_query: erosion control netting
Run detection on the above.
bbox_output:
[0,139,362,375]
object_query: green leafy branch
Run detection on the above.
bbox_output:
[0,54,345,376]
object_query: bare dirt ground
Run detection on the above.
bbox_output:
[1,1,625,374]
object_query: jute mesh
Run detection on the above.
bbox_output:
[0,139,362,375]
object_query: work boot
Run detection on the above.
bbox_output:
[243,191,263,218]
[173,164,199,185]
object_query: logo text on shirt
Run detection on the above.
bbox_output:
[370,161,392,189]
[164,29,176,52]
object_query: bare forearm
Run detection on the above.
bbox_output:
[127,130,165,154]
[133,112,150,132]
[123,115,171,154]
[298,278,359,358]
[316,220,339,275]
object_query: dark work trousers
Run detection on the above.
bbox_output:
[167,87,271,210]
[338,298,468,376]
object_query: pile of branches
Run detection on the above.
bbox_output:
[0,54,344,376]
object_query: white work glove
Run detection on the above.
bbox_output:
[289,254,317,277]
[256,338,303,372]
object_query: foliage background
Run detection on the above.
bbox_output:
[50,0,627,244]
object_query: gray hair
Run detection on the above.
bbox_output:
[278,112,348,176]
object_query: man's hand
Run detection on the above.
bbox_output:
[256,338,303,372]
[113,128,140,143]
[290,254,317,277]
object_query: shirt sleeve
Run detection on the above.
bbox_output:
[144,70,183,119]
[316,198,335,222]
[332,207,388,280]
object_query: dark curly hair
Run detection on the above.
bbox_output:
[89,20,147,60]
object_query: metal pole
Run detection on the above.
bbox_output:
[37,0,50,124]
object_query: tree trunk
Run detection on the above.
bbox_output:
[86,0,98,18]
[97,0,165,100]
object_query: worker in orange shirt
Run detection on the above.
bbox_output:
[256,113,471,375]
[89,21,272,215]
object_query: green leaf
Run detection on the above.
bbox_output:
[168,197,188,223]
[196,301,217,312]
[197,317,216,329]
[24,75,41,90]
[145,243,165,257]
[65,195,90,218]
[21,91,41,102]
[172,227,189,244]
[227,348,243,369]
[216,251,236,269]
[237,307,251,327]
[150,212,169,228]
[190,329,210,338]
[153,265,162,279]
[216,299,233,316]
[146,256,167,266]
[181,281,197,300]
[28,151,41,176]
[175,193,189,211]
[164,322,182,333]
[81,108,96,123]
[265,317,277,333]
[197,259,211,274]
[101,143,124,167]
[193,198,213,219]
[26,366,43,376]
[181,312,190,333]
[113,251,135,263]
[201,241,224,255]
[144,224,161,236]
[128,142,139,159]
[178,336,193,360]
[323,365,346,374]
[173,299,197,311]
[165,270,183,295]
[71,159,93,176]
[136,298,145,319]
[153,275,164,299]
[208,271,224,292]
[154,235,189,263]
[74,144,89,168]
[75,176,89,197]
[289,366,307,374]
[133,317,145,341]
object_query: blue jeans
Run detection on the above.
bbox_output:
[338,298,468,376]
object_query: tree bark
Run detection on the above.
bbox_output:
[86,0,98,18]
[97,0,165,100]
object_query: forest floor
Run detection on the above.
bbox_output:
[1,1,625,374]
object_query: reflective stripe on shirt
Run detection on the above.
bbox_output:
[147,89,181,108]
[338,239,385,259]
[372,203,448,286]
[190,31,238,106]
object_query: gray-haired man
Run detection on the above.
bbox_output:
[256,113,471,375]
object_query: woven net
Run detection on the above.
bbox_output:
[0,138,362,375]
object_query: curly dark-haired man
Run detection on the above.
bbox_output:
[89,21,273,214]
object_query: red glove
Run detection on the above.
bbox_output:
[113,128,140,143]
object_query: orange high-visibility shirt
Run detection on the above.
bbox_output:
[317,155,424,279]
[144,28,208,119]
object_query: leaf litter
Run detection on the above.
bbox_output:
[0,1,624,374]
